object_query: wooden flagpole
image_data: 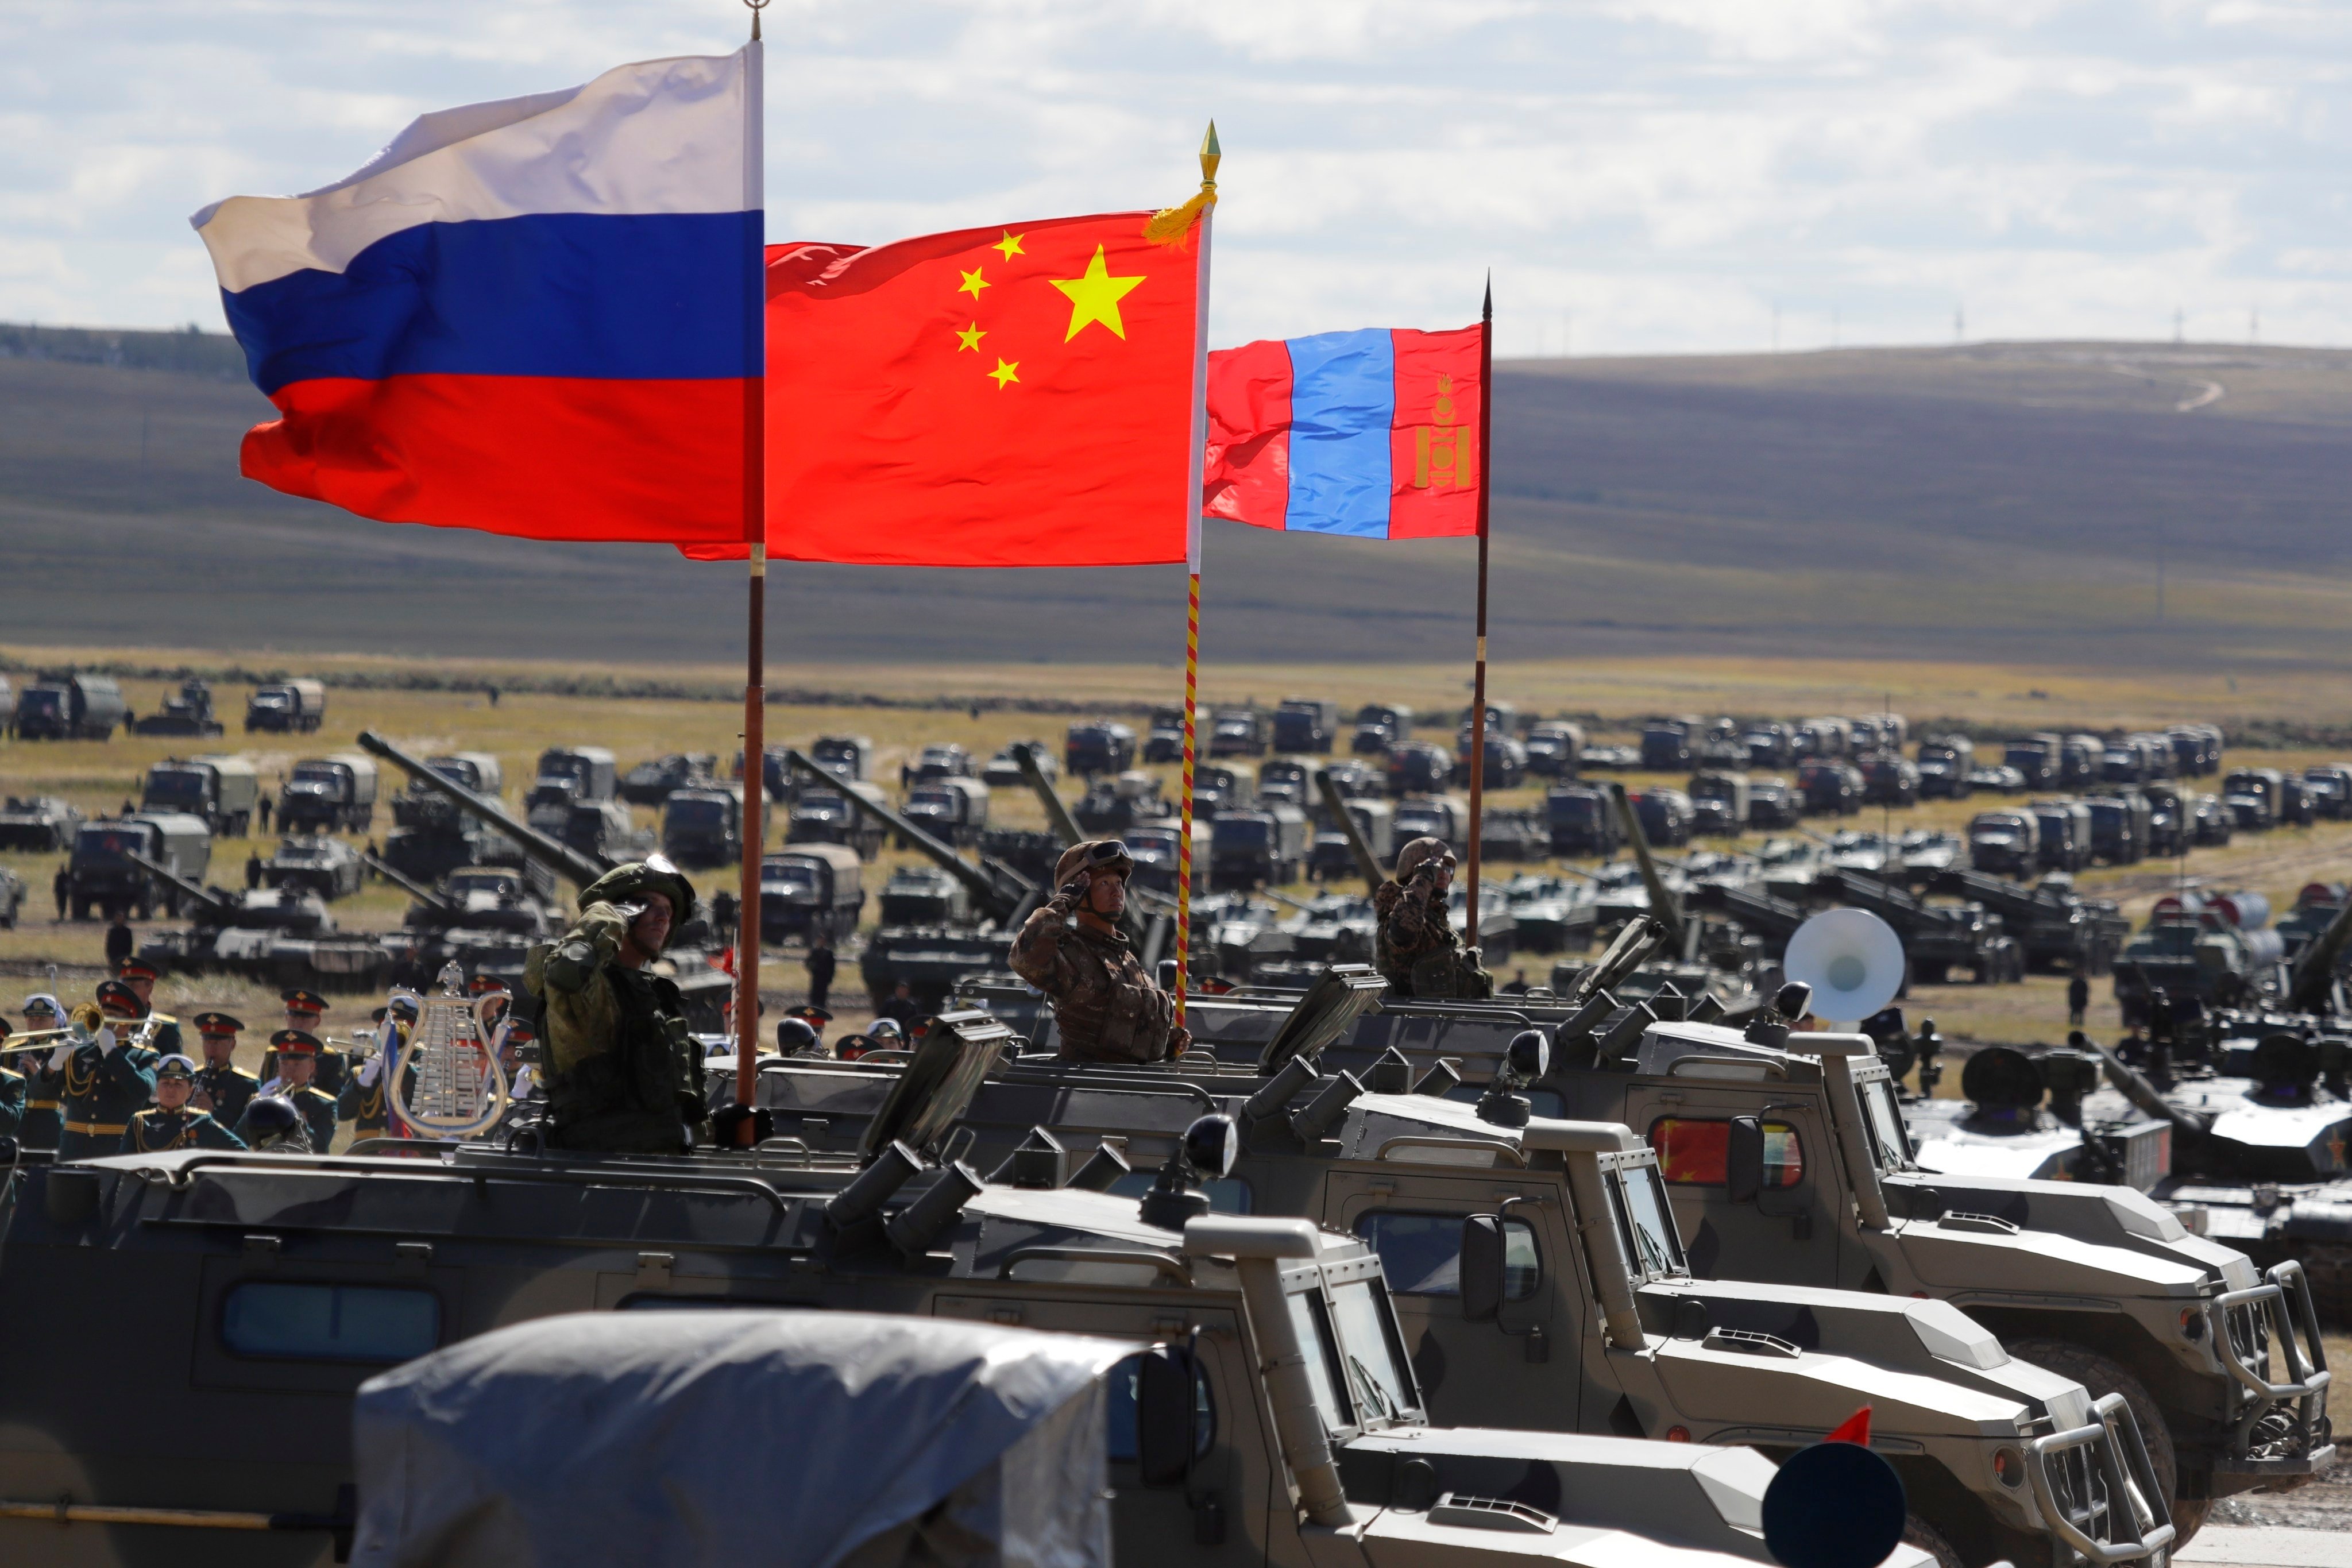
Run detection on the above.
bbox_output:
[1173,122,1218,1029]
[1463,276,1493,949]
[731,2,768,1133]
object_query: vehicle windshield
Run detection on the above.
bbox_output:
[75,825,150,860]
[1609,1162,1689,1280]
[428,759,482,789]
[20,690,61,714]
[145,771,204,800]
[667,798,727,828]
[1214,818,1270,847]
[1859,1077,1914,1171]
[1325,1279,1417,1426]
[291,764,341,785]
[1284,1288,1351,1431]
[762,860,818,889]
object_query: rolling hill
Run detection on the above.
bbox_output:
[5,323,2350,674]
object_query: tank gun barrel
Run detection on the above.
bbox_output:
[1314,770,1385,896]
[1608,781,1685,945]
[782,749,1030,924]
[361,853,458,916]
[119,848,228,916]
[1013,743,1086,847]
[357,729,611,890]
[2287,892,2352,1013]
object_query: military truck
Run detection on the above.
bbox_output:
[1351,701,1412,755]
[263,833,365,899]
[661,784,752,868]
[1686,771,1750,837]
[1639,715,1698,771]
[67,813,211,919]
[746,1038,2174,1568]
[900,777,990,847]
[1740,723,1793,770]
[1795,761,1861,817]
[984,737,1061,785]
[1141,705,1185,763]
[244,678,326,733]
[2084,792,2152,866]
[1258,758,1310,805]
[1629,788,1694,848]
[1393,795,1472,854]
[0,1057,1928,1568]
[1209,706,1272,758]
[1458,730,1530,790]
[788,781,889,860]
[1859,756,1921,808]
[2005,734,2063,790]
[1272,697,1340,753]
[142,754,260,836]
[1523,721,1584,779]
[1211,805,1310,890]
[1914,736,1975,799]
[1794,718,1853,761]
[758,844,866,943]
[277,754,378,833]
[1076,771,1168,835]
[805,733,874,784]
[1192,762,1257,814]
[12,672,126,739]
[1311,788,1395,883]
[1066,720,1137,777]
[0,794,84,852]
[1547,786,1617,857]
[900,741,975,786]
[132,678,227,737]
[1967,809,2040,877]
[535,744,618,804]
[619,751,716,805]
[1385,741,1455,795]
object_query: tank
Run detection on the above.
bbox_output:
[125,846,390,993]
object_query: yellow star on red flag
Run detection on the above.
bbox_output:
[1051,245,1145,341]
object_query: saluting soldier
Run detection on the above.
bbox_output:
[113,957,183,1055]
[16,994,68,1150]
[1008,840,1190,1064]
[339,998,419,1139]
[188,1013,260,1127]
[53,997,161,1160]
[1372,837,1493,1001]
[256,1029,339,1152]
[119,1056,246,1153]
[260,989,349,1096]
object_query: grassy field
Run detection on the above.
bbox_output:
[6,650,2351,1060]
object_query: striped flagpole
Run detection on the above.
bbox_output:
[1174,123,1218,1029]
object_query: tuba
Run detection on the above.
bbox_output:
[385,962,512,1140]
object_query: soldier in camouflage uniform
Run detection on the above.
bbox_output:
[1009,840,1189,1064]
[1373,836,1492,1001]
[523,860,706,1155]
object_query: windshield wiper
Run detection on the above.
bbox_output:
[1346,1354,1400,1422]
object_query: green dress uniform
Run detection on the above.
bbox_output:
[259,1044,350,1096]
[56,1039,161,1160]
[193,1063,261,1128]
[0,1064,24,1140]
[146,1013,185,1057]
[118,1106,245,1154]
[337,1045,418,1138]
[18,1061,61,1152]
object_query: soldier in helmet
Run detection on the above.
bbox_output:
[523,860,709,1154]
[119,1056,246,1153]
[236,1094,313,1153]
[1009,839,1189,1064]
[1373,836,1492,1001]
[774,1016,830,1061]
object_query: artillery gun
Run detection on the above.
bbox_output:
[1929,867,2125,976]
[1815,868,2022,986]
[125,848,390,992]
[130,678,226,737]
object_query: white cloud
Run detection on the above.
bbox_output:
[2,0,2347,352]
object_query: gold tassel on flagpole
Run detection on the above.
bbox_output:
[1144,122,1219,246]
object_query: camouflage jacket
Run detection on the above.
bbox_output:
[1374,878,1490,999]
[524,902,701,1148]
[1009,899,1184,1064]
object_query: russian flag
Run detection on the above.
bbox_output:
[191,48,762,555]
[1202,324,1483,540]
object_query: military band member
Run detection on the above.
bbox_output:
[1372,837,1493,1001]
[53,999,161,1160]
[0,1024,25,1141]
[16,994,67,1150]
[261,989,350,1096]
[119,1056,246,1153]
[188,1012,260,1126]
[235,1094,313,1153]
[1008,840,1189,1064]
[341,998,420,1138]
[258,1029,340,1153]
[113,957,183,1055]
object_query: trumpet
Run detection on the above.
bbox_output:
[0,1015,165,1055]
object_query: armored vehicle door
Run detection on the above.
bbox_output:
[1619,1079,1844,1289]
[1318,1169,1574,1431]
[933,1294,1270,1568]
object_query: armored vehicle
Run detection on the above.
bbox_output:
[278,754,378,833]
[900,777,990,846]
[759,844,867,944]
[1816,868,2021,986]
[1504,875,1601,955]
[1192,762,1257,814]
[1639,715,1697,771]
[1209,705,1272,758]
[13,672,125,740]
[2005,734,2063,790]
[1075,771,1168,835]
[899,742,975,787]
[1795,761,1861,816]
[2139,782,2192,858]
[245,678,326,732]
[1385,740,1454,795]
[382,752,506,886]
[264,833,365,899]
[1351,701,1412,755]
[1969,764,2029,794]
[1458,730,1529,790]
[1898,830,1963,886]
[661,784,751,868]
[126,848,390,993]
[2115,895,2285,1019]
[1859,756,1921,808]
[1915,736,1975,799]
[747,1034,2175,1568]
[1272,696,1340,753]
[2222,768,2285,832]
[1311,778,1395,884]
[1210,805,1310,890]
[0,794,84,851]
[873,861,965,926]
[0,1060,1924,1568]
[131,678,226,736]
[142,754,260,836]
[618,751,716,805]
[536,744,617,802]
[788,781,889,859]
[1629,788,1693,848]
[1967,809,2040,877]
[0,868,19,928]
[1066,720,1137,777]
[2084,792,2152,866]
[1686,771,1750,837]
[1928,868,2124,976]
[1524,720,1584,779]
[983,739,1060,786]
[68,813,211,919]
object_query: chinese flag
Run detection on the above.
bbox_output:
[758,212,1205,566]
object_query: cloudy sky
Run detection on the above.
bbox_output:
[3,0,2345,356]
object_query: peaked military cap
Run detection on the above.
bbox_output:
[116,956,162,981]
[789,1004,834,1025]
[269,1028,323,1056]
[192,1011,244,1036]
[280,988,329,1014]
[155,1055,197,1080]
[94,979,146,1017]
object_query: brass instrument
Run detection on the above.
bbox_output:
[0,1015,165,1055]
[385,962,511,1139]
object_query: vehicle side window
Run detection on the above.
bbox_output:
[1647,1117,1804,1188]
[220,1282,439,1363]
[1286,1289,1352,1430]
[1355,1210,1538,1300]
[1104,1349,1216,1463]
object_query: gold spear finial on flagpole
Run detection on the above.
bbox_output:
[1200,121,1221,187]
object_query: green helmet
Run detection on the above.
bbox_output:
[580,859,698,941]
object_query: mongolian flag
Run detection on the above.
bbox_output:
[762,209,1210,567]
[190,49,763,555]
[1202,325,1483,539]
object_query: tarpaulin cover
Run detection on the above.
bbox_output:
[350,1309,1124,1568]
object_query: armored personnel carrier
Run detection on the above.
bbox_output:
[0,794,84,852]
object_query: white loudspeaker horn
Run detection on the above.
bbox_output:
[1783,909,1906,1024]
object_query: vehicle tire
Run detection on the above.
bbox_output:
[2008,1338,2198,1546]
[1902,1513,1965,1568]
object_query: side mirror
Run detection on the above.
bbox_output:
[1136,1345,1207,1485]
[1725,1116,1765,1204]
[1460,1214,1506,1323]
